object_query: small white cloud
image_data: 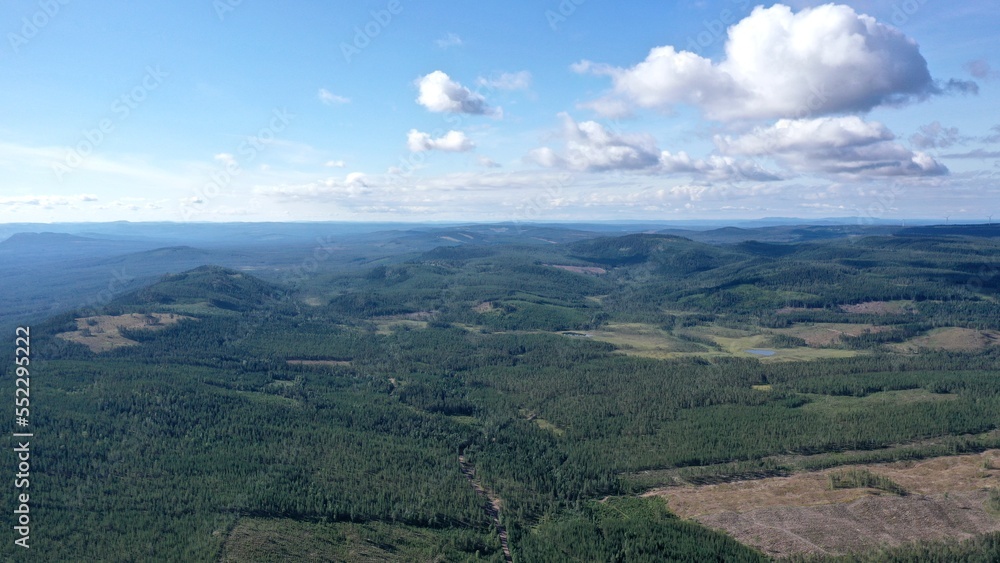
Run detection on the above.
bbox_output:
[345,172,368,186]
[0,194,99,207]
[577,97,634,119]
[477,71,532,91]
[416,71,499,116]
[544,114,661,171]
[940,148,1000,159]
[325,160,346,168]
[318,88,350,105]
[964,59,998,81]
[435,33,463,49]
[214,153,236,164]
[407,129,475,152]
[477,155,501,168]
[910,121,960,149]
[984,125,1000,144]
[528,146,563,168]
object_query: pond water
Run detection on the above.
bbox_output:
[746,349,776,356]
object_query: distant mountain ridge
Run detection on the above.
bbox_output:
[0,232,103,246]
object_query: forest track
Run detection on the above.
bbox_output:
[459,455,512,563]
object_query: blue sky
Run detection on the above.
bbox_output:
[1,0,998,223]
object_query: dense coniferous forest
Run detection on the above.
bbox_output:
[3,224,1000,560]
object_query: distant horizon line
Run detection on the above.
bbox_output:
[0,217,996,227]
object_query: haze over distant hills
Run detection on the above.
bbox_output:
[0,220,993,332]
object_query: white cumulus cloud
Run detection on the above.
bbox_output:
[715,116,894,154]
[407,129,475,152]
[477,71,532,91]
[435,33,463,49]
[530,113,779,181]
[575,3,944,121]
[716,116,948,177]
[910,121,961,149]
[529,114,660,171]
[0,194,98,207]
[477,155,501,168]
[318,88,350,105]
[416,71,499,116]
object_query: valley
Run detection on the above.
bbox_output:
[3,222,1000,561]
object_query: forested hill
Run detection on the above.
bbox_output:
[111,265,287,313]
[5,227,1000,561]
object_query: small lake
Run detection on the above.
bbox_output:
[746,349,776,356]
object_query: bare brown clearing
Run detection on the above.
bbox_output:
[56,312,193,352]
[773,323,891,346]
[839,301,915,314]
[892,327,1000,353]
[286,359,351,367]
[473,301,495,313]
[646,450,1000,558]
[545,264,607,275]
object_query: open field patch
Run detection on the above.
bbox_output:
[798,388,959,414]
[286,359,352,367]
[370,314,434,334]
[891,327,1000,353]
[706,333,859,361]
[521,409,565,436]
[839,300,916,315]
[544,263,607,275]
[646,450,1000,558]
[584,323,712,358]
[583,323,861,361]
[775,306,814,314]
[230,389,301,408]
[677,325,756,339]
[220,517,489,562]
[772,322,891,347]
[56,312,194,352]
[158,301,232,316]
